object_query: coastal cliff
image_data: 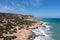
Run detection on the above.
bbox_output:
[0,13,44,40]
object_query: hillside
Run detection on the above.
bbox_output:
[0,13,43,40]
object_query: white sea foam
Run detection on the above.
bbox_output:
[32,22,54,40]
[40,21,48,25]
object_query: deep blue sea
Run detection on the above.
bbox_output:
[39,18,60,40]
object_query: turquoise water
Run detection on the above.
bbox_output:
[39,18,60,40]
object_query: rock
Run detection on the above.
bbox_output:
[29,22,43,29]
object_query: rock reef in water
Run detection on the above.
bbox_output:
[0,13,44,40]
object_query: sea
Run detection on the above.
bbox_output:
[32,18,60,40]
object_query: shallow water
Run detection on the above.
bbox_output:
[31,18,60,40]
[39,18,60,40]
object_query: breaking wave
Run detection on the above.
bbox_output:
[32,22,55,40]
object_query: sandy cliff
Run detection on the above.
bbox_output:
[0,13,44,40]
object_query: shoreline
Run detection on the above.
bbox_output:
[0,21,47,40]
[32,22,49,40]
[32,21,54,40]
[0,13,53,40]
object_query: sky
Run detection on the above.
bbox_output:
[0,0,60,18]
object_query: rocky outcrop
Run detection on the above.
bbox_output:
[0,13,44,40]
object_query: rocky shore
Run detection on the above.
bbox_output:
[0,13,46,40]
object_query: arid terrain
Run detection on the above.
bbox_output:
[0,13,44,40]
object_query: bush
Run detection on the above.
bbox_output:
[3,36,17,40]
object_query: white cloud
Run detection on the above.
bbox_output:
[2,6,13,10]
[10,1,21,10]
[10,0,43,9]
[19,8,28,12]
[0,5,28,13]
[0,0,43,13]
[21,0,43,7]
[0,6,13,12]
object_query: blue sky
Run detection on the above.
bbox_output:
[0,0,60,18]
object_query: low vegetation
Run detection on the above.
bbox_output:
[0,13,36,40]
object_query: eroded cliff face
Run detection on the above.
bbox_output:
[0,13,43,40]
